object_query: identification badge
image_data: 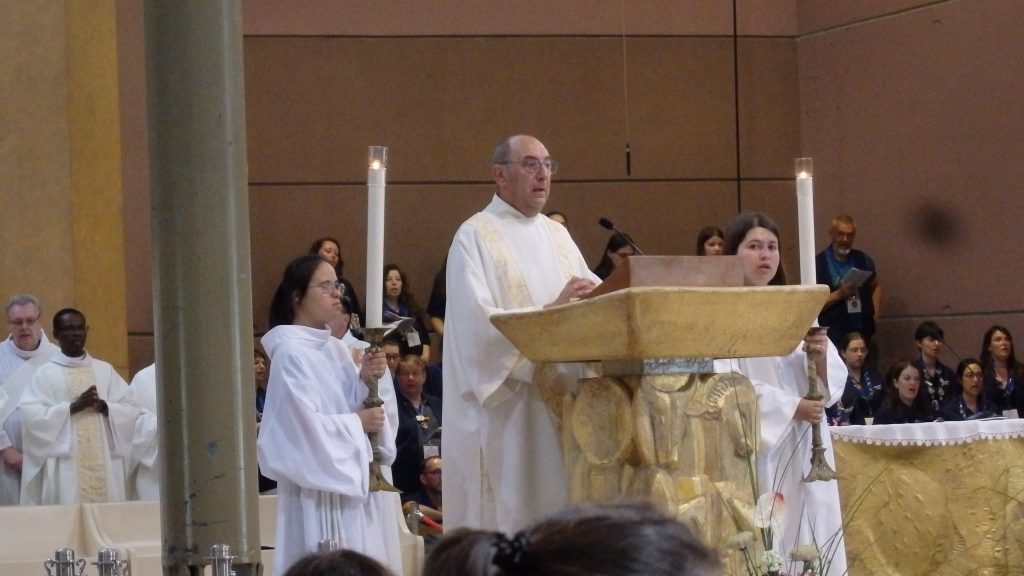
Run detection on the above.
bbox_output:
[846,296,862,314]
[423,444,440,458]
[405,330,421,347]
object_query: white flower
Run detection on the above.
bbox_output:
[727,531,754,551]
[789,544,820,562]
[761,549,783,571]
[753,492,785,529]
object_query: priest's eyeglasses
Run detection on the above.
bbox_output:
[498,157,559,174]
[309,281,346,295]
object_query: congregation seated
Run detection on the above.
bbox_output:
[827,331,883,425]
[873,360,937,424]
[912,321,957,412]
[382,264,431,362]
[393,355,441,496]
[980,325,1024,415]
[402,456,443,542]
[941,358,998,421]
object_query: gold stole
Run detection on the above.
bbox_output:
[466,212,576,308]
[67,366,108,503]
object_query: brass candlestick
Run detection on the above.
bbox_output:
[802,336,837,483]
[361,319,412,493]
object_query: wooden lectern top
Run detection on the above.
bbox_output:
[491,256,827,363]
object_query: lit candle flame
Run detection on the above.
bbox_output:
[797,171,810,179]
[370,160,382,170]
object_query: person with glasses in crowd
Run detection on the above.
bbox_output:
[0,294,60,505]
[941,358,996,421]
[444,135,599,533]
[257,254,401,575]
[591,233,636,280]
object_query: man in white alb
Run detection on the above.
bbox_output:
[443,135,599,532]
[19,308,143,505]
[0,294,59,505]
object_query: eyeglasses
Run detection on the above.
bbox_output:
[309,281,345,295]
[8,317,39,328]
[385,353,400,361]
[498,157,559,174]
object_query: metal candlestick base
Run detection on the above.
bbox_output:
[361,321,412,493]
[803,354,838,483]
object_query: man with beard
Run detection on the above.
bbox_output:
[816,214,883,351]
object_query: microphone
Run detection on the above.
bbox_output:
[598,218,645,256]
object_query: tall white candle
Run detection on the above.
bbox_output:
[366,146,388,328]
[795,157,816,286]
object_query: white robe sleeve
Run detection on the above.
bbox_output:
[257,347,373,497]
[98,366,143,460]
[445,228,531,406]
[20,367,74,460]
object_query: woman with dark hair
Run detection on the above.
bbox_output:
[827,331,883,425]
[258,254,399,575]
[422,503,721,576]
[696,225,725,256]
[941,358,996,421]
[912,321,956,411]
[591,233,635,280]
[382,264,431,361]
[980,325,1024,414]
[873,361,936,424]
[715,212,847,574]
[309,237,363,325]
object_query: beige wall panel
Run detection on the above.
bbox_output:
[623,38,737,179]
[245,36,631,184]
[248,180,737,333]
[0,3,75,315]
[242,1,734,36]
[117,0,153,335]
[738,0,798,36]
[66,0,129,374]
[798,0,937,34]
[245,36,738,183]
[799,1,1024,323]
[737,180,801,282]
[737,38,800,178]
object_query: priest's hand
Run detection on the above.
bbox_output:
[545,276,598,308]
[0,447,22,473]
[795,398,825,423]
[360,351,388,383]
[70,385,100,414]
[358,406,386,434]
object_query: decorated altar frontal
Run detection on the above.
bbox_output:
[831,420,1024,575]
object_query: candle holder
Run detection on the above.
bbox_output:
[795,157,813,179]
[802,328,838,483]
[361,318,413,493]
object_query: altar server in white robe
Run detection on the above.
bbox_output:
[444,135,600,533]
[258,255,399,576]
[127,363,160,500]
[20,308,143,506]
[714,213,848,575]
[0,294,59,505]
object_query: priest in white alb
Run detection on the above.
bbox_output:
[0,294,59,505]
[443,135,600,532]
[19,308,143,505]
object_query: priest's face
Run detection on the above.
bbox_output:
[493,135,551,218]
[7,302,42,352]
[294,261,344,329]
[54,311,88,357]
